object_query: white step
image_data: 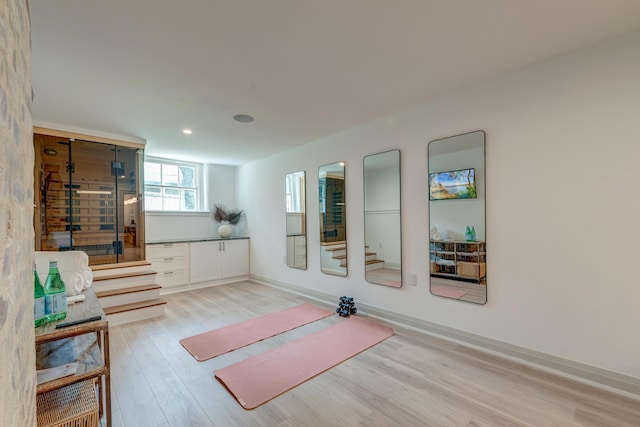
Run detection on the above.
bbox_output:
[365,252,378,262]
[91,261,153,279]
[95,284,162,308]
[104,299,167,326]
[366,259,384,271]
[91,270,157,292]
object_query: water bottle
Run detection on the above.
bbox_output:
[471,226,476,242]
[44,260,67,322]
[465,226,472,241]
[34,264,46,327]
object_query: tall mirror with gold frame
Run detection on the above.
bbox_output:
[319,162,347,276]
[428,131,486,304]
[364,150,402,287]
[285,171,307,269]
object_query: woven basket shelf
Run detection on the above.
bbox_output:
[37,380,99,427]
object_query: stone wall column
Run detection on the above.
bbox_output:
[0,1,36,426]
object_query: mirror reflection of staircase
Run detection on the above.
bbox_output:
[92,261,166,326]
[365,245,384,270]
[320,241,347,274]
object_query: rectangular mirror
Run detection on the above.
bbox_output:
[319,162,347,276]
[364,150,402,287]
[428,130,486,304]
[285,171,307,269]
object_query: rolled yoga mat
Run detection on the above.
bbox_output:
[180,303,333,361]
[214,315,394,409]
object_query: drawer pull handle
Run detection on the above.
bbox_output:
[163,257,174,262]
[164,271,174,276]
[164,243,173,248]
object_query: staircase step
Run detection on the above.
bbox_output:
[366,259,384,271]
[322,240,346,246]
[93,270,156,282]
[104,299,167,326]
[333,254,347,260]
[91,261,153,279]
[95,283,161,298]
[92,270,158,292]
[325,246,346,252]
[91,260,151,272]
[104,298,167,315]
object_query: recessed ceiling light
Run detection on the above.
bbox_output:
[182,129,193,135]
[233,114,254,123]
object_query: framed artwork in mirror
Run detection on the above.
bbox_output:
[318,162,347,276]
[428,130,486,304]
[285,171,307,269]
[363,149,402,287]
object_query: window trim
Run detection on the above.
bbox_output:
[143,156,204,212]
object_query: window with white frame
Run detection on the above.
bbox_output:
[144,158,201,211]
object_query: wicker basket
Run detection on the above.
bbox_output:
[37,380,99,427]
[457,261,486,279]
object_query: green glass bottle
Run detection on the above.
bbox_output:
[44,260,67,322]
[34,265,46,327]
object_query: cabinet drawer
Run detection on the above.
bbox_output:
[156,269,189,288]
[146,243,189,258]
[149,256,188,273]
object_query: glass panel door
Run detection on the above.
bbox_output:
[34,134,144,265]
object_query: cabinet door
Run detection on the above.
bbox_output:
[189,241,222,283]
[221,239,249,278]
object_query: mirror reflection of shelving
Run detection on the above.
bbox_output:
[430,240,486,283]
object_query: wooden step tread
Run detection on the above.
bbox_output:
[91,260,152,271]
[92,270,157,282]
[321,241,346,247]
[366,259,384,265]
[365,252,376,256]
[95,284,162,298]
[103,298,167,315]
[332,254,347,260]
[325,246,346,252]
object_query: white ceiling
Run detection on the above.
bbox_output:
[30,1,640,166]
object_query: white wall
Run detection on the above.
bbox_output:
[238,30,640,380]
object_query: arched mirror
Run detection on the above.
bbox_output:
[319,162,347,276]
[364,150,402,287]
[428,130,486,304]
[286,171,307,269]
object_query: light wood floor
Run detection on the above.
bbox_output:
[108,281,640,427]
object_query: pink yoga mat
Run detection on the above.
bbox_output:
[180,303,333,361]
[215,316,394,409]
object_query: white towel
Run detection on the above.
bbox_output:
[69,272,84,296]
[83,268,93,289]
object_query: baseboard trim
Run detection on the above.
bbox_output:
[250,274,640,399]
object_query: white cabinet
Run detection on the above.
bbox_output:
[189,239,249,284]
[189,241,222,283]
[146,242,190,288]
